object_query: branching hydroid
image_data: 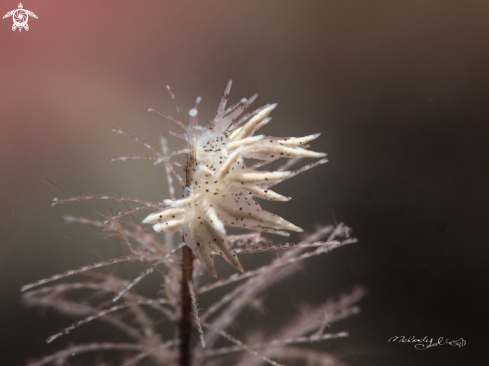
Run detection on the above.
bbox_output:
[22,81,363,366]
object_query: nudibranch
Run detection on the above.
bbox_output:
[142,81,326,276]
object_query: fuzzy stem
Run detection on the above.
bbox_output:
[179,145,195,366]
[179,245,194,366]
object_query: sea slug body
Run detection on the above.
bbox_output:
[143,81,326,276]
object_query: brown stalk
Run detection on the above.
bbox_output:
[179,147,195,366]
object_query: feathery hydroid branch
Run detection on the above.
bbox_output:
[21,81,362,366]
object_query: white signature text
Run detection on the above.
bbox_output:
[388,336,466,350]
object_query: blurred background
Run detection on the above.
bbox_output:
[1,0,487,365]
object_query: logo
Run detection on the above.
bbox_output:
[3,3,37,32]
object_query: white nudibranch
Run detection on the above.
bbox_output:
[143,81,326,277]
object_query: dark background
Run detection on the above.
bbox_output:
[1,1,487,365]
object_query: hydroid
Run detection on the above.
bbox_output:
[22,80,361,366]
